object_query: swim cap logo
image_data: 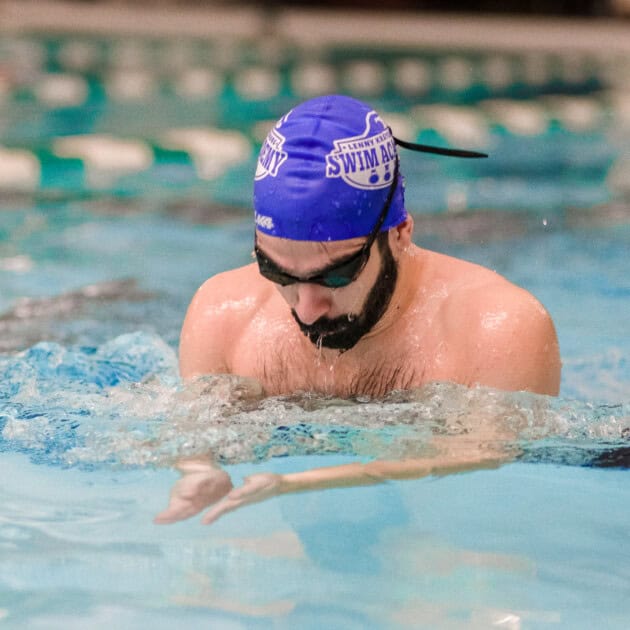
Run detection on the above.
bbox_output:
[255,114,291,180]
[325,112,397,190]
[255,214,274,231]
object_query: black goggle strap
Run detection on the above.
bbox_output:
[391,131,488,159]
[372,155,400,235]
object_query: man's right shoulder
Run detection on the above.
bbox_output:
[190,263,272,323]
[179,264,273,378]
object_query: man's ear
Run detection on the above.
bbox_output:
[391,214,414,252]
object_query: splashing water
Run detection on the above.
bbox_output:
[0,332,628,472]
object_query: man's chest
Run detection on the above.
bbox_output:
[233,321,460,398]
[257,350,422,398]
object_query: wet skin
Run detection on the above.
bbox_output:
[178,215,561,398]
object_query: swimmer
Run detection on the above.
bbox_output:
[179,94,560,398]
[155,94,561,525]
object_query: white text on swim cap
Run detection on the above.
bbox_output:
[325,112,397,191]
[255,127,287,180]
[255,213,275,230]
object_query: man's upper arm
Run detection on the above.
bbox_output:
[466,286,561,396]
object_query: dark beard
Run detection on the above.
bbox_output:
[292,234,398,352]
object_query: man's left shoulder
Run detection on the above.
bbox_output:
[447,273,561,394]
[451,273,555,349]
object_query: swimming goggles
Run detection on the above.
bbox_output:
[254,135,487,289]
[255,158,399,288]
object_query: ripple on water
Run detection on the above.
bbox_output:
[0,331,628,472]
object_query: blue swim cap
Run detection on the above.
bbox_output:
[253,95,407,242]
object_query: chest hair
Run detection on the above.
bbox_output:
[258,339,421,398]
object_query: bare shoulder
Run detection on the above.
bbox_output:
[179,264,273,378]
[439,254,561,395]
[190,264,270,312]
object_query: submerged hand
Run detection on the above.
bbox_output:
[195,448,509,525]
[201,472,283,525]
[155,446,510,526]
[154,458,233,525]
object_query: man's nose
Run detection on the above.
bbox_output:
[292,283,333,325]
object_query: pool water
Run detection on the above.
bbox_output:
[1,31,630,629]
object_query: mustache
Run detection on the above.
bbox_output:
[291,312,354,338]
[291,310,364,351]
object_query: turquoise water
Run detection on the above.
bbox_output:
[0,202,628,630]
[1,34,630,629]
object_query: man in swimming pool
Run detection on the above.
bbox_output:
[155,95,561,525]
[179,95,560,398]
